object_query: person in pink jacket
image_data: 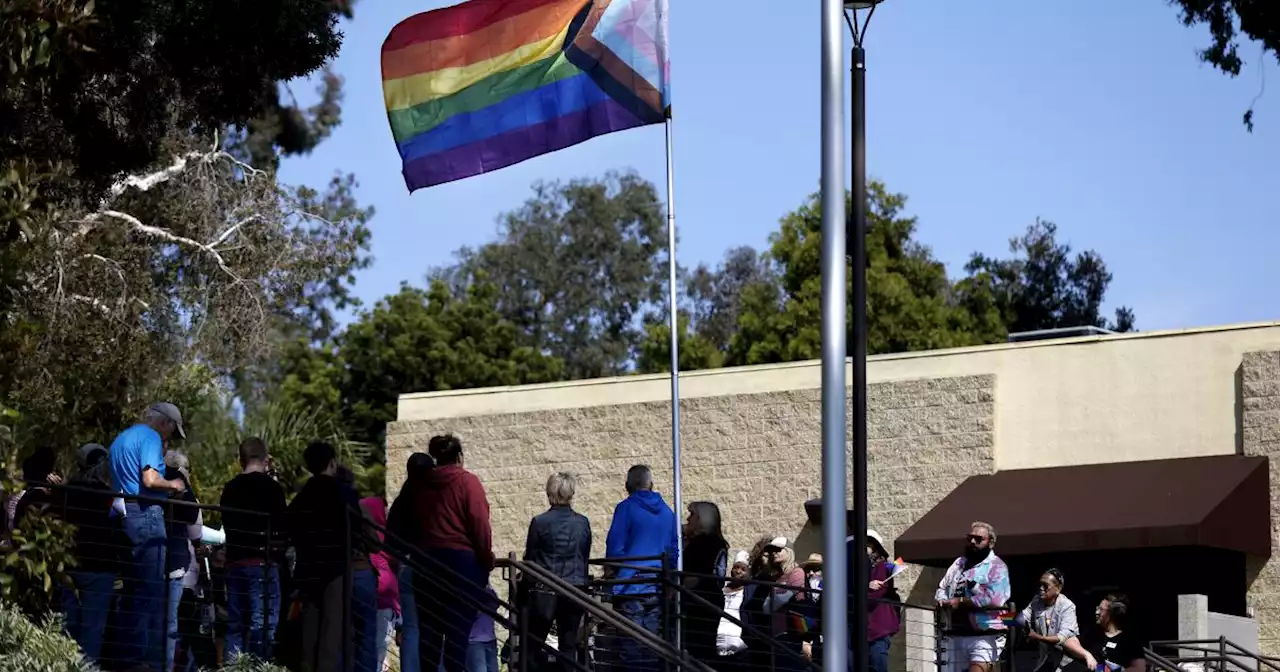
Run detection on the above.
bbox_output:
[361,496,401,672]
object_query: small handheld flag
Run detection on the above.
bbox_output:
[885,557,909,580]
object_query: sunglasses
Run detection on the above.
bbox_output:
[966,534,988,543]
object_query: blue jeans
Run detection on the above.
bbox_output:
[353,569,379,672]
[61,570,116,662]
[400,566,420,672]
[166,576,184,671]
[225,564,281,660]
[868,635,892,672]
[616,595,661,672]
[121,503,167,669]
[416,549,487,672]
[467,640,499,672]
[437,641,497,672]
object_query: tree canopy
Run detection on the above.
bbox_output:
[1171,0,1280,130]
[638,182,1135,373]
[338,282,563,445]
[438,173,667,380]
[0,0,371,448]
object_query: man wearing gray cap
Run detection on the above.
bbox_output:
[108,402,188,671]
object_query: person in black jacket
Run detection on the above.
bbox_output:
[57,443,120,665]
[388,451,434,672]
[289,441,378,672]
[522,471,592,670]
[682,501,728,667]
[10,445,62,529]
[163,450,203,672]
[220,437,288,661]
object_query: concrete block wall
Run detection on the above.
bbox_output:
[1242,350,1280,654]
[387,375,994,569]
[385,373,995,666]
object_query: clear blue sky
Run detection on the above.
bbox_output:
[279,0,1279,332]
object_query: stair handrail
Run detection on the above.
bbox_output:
[358,517,593,672]
[1147,636,1280,672]
[507,555,717,672]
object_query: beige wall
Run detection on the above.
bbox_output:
[389,375,995,602]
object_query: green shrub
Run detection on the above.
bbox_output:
[0,405,78,619]
[0,507,77,618]
[219,654,291,672]
[0,601,97,672]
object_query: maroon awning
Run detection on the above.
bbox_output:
[894,455,1271,566]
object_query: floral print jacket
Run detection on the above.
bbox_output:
[933,552,1012,632]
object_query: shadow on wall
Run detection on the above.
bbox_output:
[794,522,822,561]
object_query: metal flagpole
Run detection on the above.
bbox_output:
[820,3,850,672]
[663,115,684,656]
[663,118,682,563]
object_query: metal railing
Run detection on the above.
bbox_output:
[580,553,1019,672]
[8,479,712,672]
[1147,637,1280,671]
[10,478,1037,672]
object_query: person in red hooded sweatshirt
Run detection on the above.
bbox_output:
[406,434,494,672]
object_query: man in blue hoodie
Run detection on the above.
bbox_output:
[604,464,679,671]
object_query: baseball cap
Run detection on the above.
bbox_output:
[77,443,107,467]
[767,536,789,550]
[149,402,186,439]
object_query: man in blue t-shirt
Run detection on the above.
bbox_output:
[109,402,188,671]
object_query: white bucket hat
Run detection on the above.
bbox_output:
[867,529,889,556]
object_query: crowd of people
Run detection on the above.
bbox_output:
[3,403,416,672]
[3,404,1147,672]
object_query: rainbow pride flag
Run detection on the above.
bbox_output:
[884,556,908,579]
[382,0,671,191]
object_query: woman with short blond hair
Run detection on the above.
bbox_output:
[523,472,592,667]
[545,471,577,507]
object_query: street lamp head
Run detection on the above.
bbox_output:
[844,0,884,45]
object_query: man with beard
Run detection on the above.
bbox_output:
[934,521,1011,672]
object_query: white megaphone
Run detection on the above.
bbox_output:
[200,526,225,545]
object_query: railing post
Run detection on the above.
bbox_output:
[163,499,172,672]
[1007,602,1017,672]
[935,608,946,672]
[660,551,671,672]
[263,516,272,658]
[507,550,518,665]
[341,505,353,672]
[518,600,530,672]
[1219,635,1226,671]
[672,551,682,672]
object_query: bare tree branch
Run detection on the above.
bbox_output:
[102,133,264,206]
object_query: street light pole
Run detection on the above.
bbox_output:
[844,4,882,672]
[849,43,870,672]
